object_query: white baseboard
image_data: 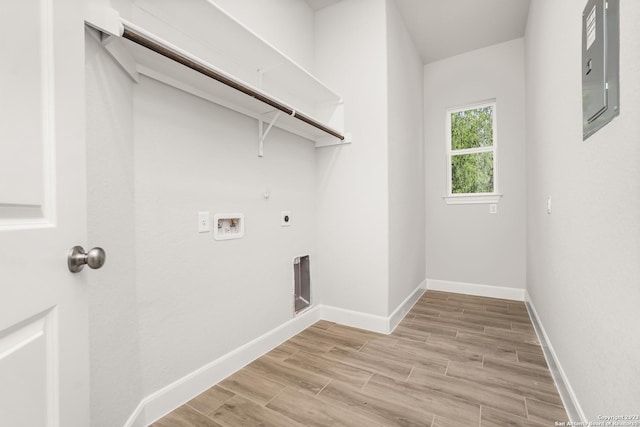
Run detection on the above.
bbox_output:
[389,280,427,332]
[320,280,426,334]
[126,281,427,427]
[122,406,146,427]
[426,279,525,301]
[125,280,592,427]
[320,305,390,333]
[524,292,585,423]
[125,305,322,427]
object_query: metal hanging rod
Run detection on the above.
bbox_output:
[120,25,345,141]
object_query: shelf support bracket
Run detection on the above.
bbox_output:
[258,111,283,157]
[97,33,140,83]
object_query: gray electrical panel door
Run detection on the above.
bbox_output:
[582,0,607,121]
[582,0,619,139]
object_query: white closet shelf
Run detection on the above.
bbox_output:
[85,0,350,149]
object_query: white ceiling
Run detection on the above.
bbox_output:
[304,0,342,11]
[305,0,531,64]
[394,0,531,63]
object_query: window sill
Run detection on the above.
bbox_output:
[443,194,503,205]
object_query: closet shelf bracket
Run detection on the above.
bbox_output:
[84,5,351,147]
[99,33,140,83]
[258,111,284,157]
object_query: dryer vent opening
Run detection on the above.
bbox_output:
[293,255,310,314]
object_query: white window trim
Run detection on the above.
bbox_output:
[444,100,502,205]
[444,193,503,205]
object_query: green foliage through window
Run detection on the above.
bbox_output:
[451,152,494,193]
[450,107,493,150]
[448,103,496,195]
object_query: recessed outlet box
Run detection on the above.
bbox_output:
[281,211,292,227]
[293,255,310,314]
[214,213,245,240]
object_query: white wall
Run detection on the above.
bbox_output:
[87,1,425,423]
[86,31,144,427]
[386,0,425,312]
[526,0,640,419]
[86,2,318,424]
[134,76,317,394]
[212,0,315,72]
[314,0,390,316]
[424,39,527,290]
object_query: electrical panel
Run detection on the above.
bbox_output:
[582,0,619,140]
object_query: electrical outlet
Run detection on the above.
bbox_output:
[489,204,498,214]
[198,212,210,233]
[281,211,292,227]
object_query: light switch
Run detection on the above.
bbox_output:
[198,212,210,233]
[547,197,552,214]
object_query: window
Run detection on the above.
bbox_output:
[445,100,501,204]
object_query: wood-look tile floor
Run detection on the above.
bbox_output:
[151,291,568,426]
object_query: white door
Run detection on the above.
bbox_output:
[0,0,90,426]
